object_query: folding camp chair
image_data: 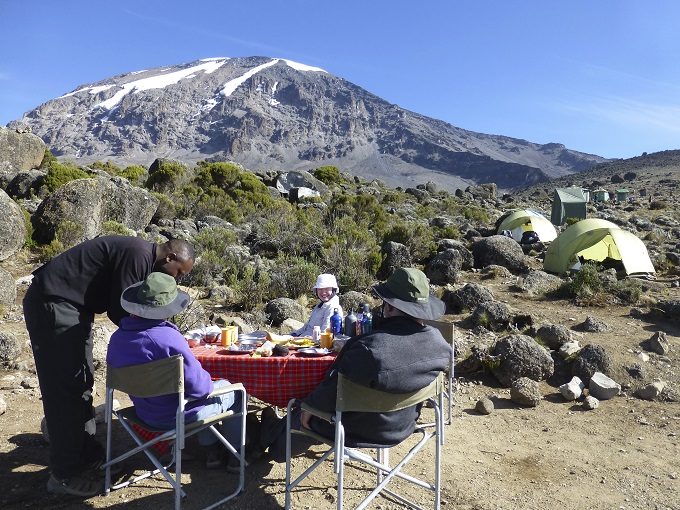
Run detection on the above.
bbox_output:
[102,354,246,510]
[423,320,455,425]
[285,372,445,510]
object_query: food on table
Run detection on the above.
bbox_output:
[265,332,294,344]
[285,337,315,348]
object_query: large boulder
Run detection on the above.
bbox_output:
[265,297,306,325]
[378,241,412,279]
[470,300,514,331]
[0,332,22,363]
[276,171,329,196]
[31,176,159,244]
[6,169,47,199]
[444,282,494,313]
[437,239,474,269]
[0,266,17,309]
[0,189,27,261]
[470,235,526,273]
[0,126,46,183]
[491,334,555,387]
[571,344,613,384]
[520,270,563,296]
[424,249,463,285]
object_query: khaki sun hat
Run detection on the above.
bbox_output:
[372,267,445,321]
[120,272,190,320]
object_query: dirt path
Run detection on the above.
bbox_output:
[1,272,679,509]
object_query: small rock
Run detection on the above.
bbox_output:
[510,377,541,407]
[20,377,40,389]
[559,341,581,359]
[0,395,6,415]
[475,397,494,415]
[648,331,670,355]
[589,372,621,400]
[583,395,599,410]
[637,352,650,362]
[560,376,585,401]
[635,381,665,401]
[581,316,612,333]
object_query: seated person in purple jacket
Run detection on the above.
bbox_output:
[255,267,452,463]
[106,272,244,471]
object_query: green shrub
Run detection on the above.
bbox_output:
[564,217,581,226]
[89,160,121,174]
[22,208,37,249]
[39,149,59,169]
[194,161,241,189]
[120,165,147,185]
[649,200,667,210]
[269,256,321,299]
[100,221,133,236]
[54,220,84,250]
[312,165,341,185]
[151,191,176,222]
[610,278,643,304]
[145,160,187,193]
[42,163,91,193]
[231,265,272,310]
[562,262,602,299]
[40,239,65,262]
[382,221,437,261]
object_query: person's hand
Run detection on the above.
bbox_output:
[300,409,312,429]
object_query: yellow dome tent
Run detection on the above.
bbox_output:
[544,218,655,276]
[497,209,558,243]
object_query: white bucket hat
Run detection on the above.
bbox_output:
[312,274,339,292]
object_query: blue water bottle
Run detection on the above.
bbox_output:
[330,308,343,335]
[361,303,372,334]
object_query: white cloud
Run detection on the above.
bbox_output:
[558,95,680,134]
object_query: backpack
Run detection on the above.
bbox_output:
[520,230,539,244]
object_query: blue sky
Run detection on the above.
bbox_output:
[1,1,679,160]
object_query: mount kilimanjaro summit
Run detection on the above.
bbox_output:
[8,56,608,191]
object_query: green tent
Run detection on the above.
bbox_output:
[544,218,655,276]
[551,187,587,225]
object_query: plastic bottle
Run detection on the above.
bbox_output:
[330,308,343,335]
[344,310,357,338]
[361,303,372,334]
[355,305,365,335]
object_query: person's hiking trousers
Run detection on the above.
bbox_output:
[23,283,102,479]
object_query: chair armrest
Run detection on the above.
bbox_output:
[208,382,245,398]
[300,401,335,424]
[186,382,245,404]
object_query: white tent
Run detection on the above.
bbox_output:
[497,209,558,243]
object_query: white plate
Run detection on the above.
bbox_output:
[297,348,332,357]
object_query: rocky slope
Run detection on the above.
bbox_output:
[7,57,608,192]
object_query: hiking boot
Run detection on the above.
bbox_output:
[206,448,222,469]
[86,458,123,478]
[225,452,242,474]
[47,473,103,497]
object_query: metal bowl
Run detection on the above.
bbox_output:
[238,339,261,350]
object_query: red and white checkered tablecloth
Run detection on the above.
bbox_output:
[193,346,336,408]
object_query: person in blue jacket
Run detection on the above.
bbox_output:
[107,272,245,473]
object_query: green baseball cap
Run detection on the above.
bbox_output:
[372,267,445,321]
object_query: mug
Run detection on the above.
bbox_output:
[221,326,238,347]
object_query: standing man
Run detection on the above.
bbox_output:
[256,267,452,462]
[23,235,195,497]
